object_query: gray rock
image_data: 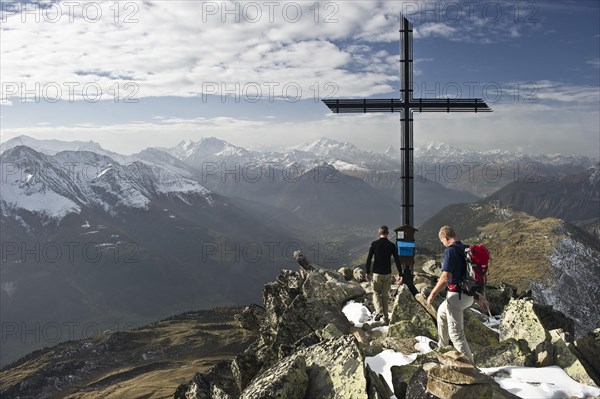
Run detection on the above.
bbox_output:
[391,363,421,399]
[388,285,437,340]
[174,360,239,399]
[353,267,367,282]
[298,335,369,399]
[302,264,366,305]
[474,338,534,368]
[550,329,598,386]
[240,355,308,399]
[404,350,521,399]
[338,267,354,281]
[234,304,265,332]
[500,299,558,366]
[366,364,394,399]
[421,259,440,277]
[231,352,262,393]
[484,283,518,316]
[464,309,499,349]
[574,328,600,385]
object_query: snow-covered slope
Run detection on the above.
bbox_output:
[413,142,595,168]
[0,146,214,220]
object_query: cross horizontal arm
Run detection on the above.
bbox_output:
[323,98,404,113]
[323,98,492,113]
[409,98,492,113]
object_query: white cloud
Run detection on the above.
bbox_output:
[414,22,457,39]
[587,58,600,69]
[1,0,542,102]
[2,96,598,158]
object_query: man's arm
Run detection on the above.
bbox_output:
[427,271,451,305]
[365,244,375,275]
[392,245,403,277]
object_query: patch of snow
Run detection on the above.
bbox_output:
[332,160,368,172]
[1,180,80,219]
[481,366,600,399]
[82,220,91,228]
[97,165,112,178]
[95,243,115,248]
[365,350,418,396]
[81,230,99,235]
[469,308,501,333]
[342,301,372,328]
[484,315,501,333]
[414,336,435,354]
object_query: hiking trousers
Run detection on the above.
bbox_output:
[437,291,474,364]
[372,273,392,321]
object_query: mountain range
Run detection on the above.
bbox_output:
[0,134,598,367]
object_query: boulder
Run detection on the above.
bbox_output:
[404,350,521,399]
[414,292,438,321]
[421,259,440,277]
[413,273,438,296]
[240,355,308,399]
[206,361,238,399]
[391,363,421,399]
[262,270,303,337]
[371,336,420,355]
[338,267,354,281]
[353,267,367,282]
[550,329,598,386]
[405,366,437,399]
[298,335,370,399]
[231,352,262,393]
[483,283,518,316]
[388,285,438,340]
[234,304,265,332]
[574,328,600,385]
[500,298,563,366]
[474,338,534,368]
[317,322,345,341]
[366,364,394,399]
[174,360,239,399]
[174,372,210,399]
[302,264,366,305]
[464,309,499,349]
[273,295,352,353]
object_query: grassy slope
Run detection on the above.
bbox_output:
[0,307,257,399]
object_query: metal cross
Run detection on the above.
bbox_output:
[323,15,492,227]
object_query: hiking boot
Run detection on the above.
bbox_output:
[383,317,390,325]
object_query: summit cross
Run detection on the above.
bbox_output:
[322,14,492,227]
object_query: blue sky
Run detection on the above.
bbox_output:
[1,0,599,156]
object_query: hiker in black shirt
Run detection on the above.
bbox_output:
[366,225,403,324]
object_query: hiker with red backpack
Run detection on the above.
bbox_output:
[426,226,490,365]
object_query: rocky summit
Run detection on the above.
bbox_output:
[2,249,598,398]
[174,252,600,399]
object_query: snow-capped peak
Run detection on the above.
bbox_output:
[0,146,215,220]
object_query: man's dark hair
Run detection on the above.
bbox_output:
[379,225,389,235]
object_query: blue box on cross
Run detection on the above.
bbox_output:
[397,241,415,257]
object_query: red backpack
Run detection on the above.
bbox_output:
[459,244,490,296]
